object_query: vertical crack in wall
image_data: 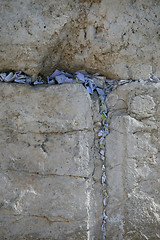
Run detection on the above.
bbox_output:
[0,70,132,239]
[1,70,159,239]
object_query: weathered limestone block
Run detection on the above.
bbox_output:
[105,81,160,239]
[0,83,102,240]
[0,0,160,80]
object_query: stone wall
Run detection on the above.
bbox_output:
[0,83,102,240]
[106,81,160,239]
[0,81,160,239]
[0,0,160,238]
[0,0,160,80]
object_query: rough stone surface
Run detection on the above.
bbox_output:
[0,83,102,240]
[1,80,160,239]
[0,0,160,80]
[105,81,160,239]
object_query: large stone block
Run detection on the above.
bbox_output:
[0,83,102,239]
[105,81,160,239]
[0,84,93,133]
[0,0,160,80]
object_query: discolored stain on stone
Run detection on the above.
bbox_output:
[0,0,160,80]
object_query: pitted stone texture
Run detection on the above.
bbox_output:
[0,84,102,239]
[105,81,160,239]
[129,95,156,119]
[0,0,160,80]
